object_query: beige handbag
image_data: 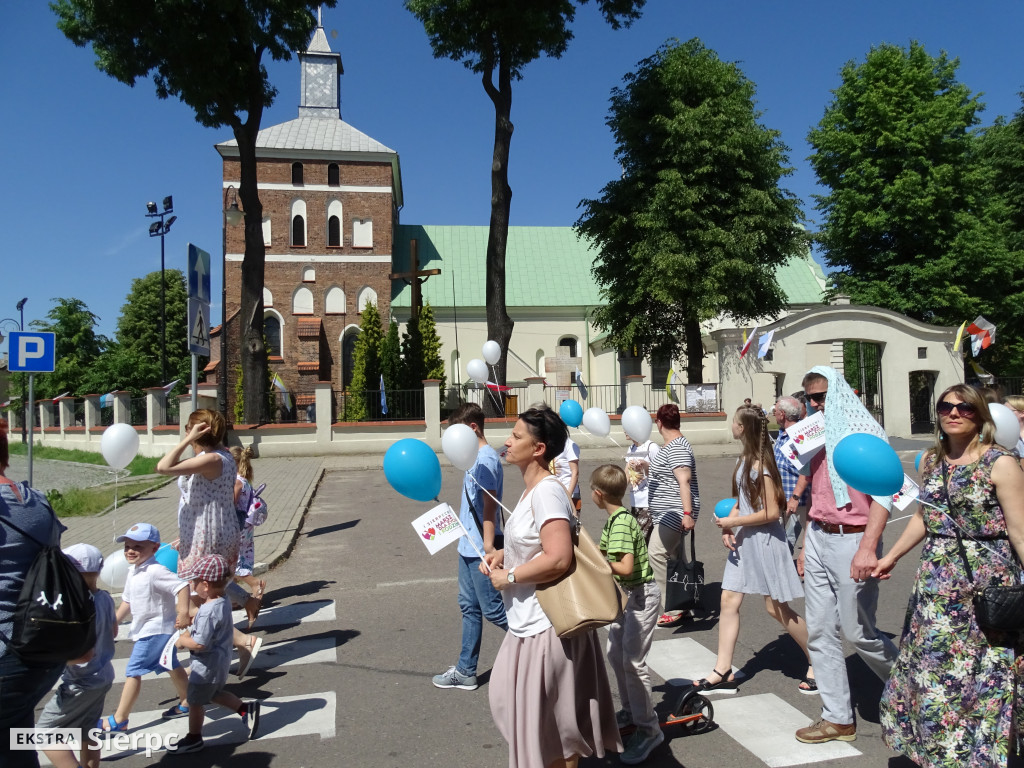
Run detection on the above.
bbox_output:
[534,495,627,639]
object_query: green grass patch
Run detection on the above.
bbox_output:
[46,479,170,518]
[8,442,160,476]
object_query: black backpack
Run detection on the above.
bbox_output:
[0,506,96,667]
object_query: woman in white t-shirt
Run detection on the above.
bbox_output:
[483,405,621,768]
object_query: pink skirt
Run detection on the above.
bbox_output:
[489,626,622,768]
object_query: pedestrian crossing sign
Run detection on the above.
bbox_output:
[188,297,210,356]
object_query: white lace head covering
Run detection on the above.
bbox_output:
[808,365,891,509]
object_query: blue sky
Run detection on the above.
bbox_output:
[1,1,1022,345]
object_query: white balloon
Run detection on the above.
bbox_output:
[482,340,501,366]
[582,407,611,437]
[101,423,140,470]
[442,423,480,471]
[467,358,489,384]
[621,406,653,443]
[989,403,1020,450]
[100,549,129,589]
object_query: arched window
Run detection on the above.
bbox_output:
[342,327,360,389]
[262,217,272,247]
[302,266,316,282]
[290,200,307,247]
[558,336,579,383]
[356,286,377,312]
[328,163,340,186]
[325,286,346,314]
[263,287,273,307]
[327,200,343,247]
[291,162,303,185]
[264,314,282,357]
[292,286,314,315]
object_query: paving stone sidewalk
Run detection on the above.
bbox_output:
[24,457,328,574]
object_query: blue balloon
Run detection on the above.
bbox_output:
[559,400,584,428]
[155,543,178,573]
[714,498,737,518]
[833,433,904,497]
[914,450,924,473]
[383,438,442,502]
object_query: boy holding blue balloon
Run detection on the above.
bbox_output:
[432,404,508,691]
[98,523,191,732]
[794,368,898,746]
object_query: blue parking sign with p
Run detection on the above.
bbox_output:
[9,332,56,372]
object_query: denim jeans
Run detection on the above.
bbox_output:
[0,652,64,768]
[456,554,508,677]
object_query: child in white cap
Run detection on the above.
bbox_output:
[99,523,191,732]
[169,554,260,753]
[36,544,116,768]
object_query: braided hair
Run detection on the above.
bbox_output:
[730,406,785,512]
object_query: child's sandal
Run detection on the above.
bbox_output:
[98,714,129,732]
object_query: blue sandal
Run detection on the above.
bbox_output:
[98,714,129,732]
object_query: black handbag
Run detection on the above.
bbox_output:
[942,462,1024,637]
[665,532,703,612]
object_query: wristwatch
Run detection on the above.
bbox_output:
[507,569,517,584]
[791,494,800,501]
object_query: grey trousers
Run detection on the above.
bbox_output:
[607,580,662,732]
[648,524,685,614]
[803,522,899,725]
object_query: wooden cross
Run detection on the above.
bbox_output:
[389,238,440,320]
[544,345,582,398]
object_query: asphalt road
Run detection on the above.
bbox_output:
[65,448,928,768]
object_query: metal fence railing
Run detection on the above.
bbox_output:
[643,383,721,414]
[543,385,628,415]
[130,397,147,426]
[167,398,180,425]
[333,389,426,422]
[72,400,85,427]
[100,405,114,427]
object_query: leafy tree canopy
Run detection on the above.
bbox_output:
[29,298,108,398]
[808,41,1024,371]
[576,39,803,381]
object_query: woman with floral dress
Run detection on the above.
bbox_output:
[874,384,1024,767]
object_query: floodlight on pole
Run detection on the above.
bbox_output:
[146,196,176,386]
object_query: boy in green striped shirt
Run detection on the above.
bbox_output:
[593,465,664,765]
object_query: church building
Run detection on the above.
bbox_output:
[210,17,834,420]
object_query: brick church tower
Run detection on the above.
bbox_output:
[215,14,401,419]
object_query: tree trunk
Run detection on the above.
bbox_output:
[683,317,704,385]
[235,117,268,424]
[482,58,516,418]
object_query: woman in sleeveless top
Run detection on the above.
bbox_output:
[875,385,1024,768]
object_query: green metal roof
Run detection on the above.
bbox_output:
[391,225,826,309]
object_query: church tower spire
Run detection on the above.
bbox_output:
[298,8,344,119]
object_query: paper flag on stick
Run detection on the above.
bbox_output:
[159,630,181,670]
[411,503,468,555]
[740,325,759,358]
[969,360,995,385]
[967,316,996,356]
[757,330,775,359]
[952,321,967,352]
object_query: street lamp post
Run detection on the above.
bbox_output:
[146,196,177,386]
[221,185,244,418]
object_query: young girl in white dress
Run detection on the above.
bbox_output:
[694,406,816,694]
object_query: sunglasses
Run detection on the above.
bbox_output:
[806,391,827,404]
[937,401,977,418]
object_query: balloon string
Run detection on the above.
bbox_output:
[467,474,513,517]
[576,426,622,448]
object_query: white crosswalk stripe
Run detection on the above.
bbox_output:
[39,692,337,764]
[647,636,862,766]
[114,598,336,640]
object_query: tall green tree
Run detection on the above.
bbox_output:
[344,301,385,421]
[85,270,191,396]
[576,39,803,382]
[975,98,1024,371]
[807,43,1011,327]
[29,298,108,398]
[379,320,402,415]
[53,0,335,423]
[405,0,646,411]
[418,303,446,393]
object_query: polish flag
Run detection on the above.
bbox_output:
[740,325,759,359]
